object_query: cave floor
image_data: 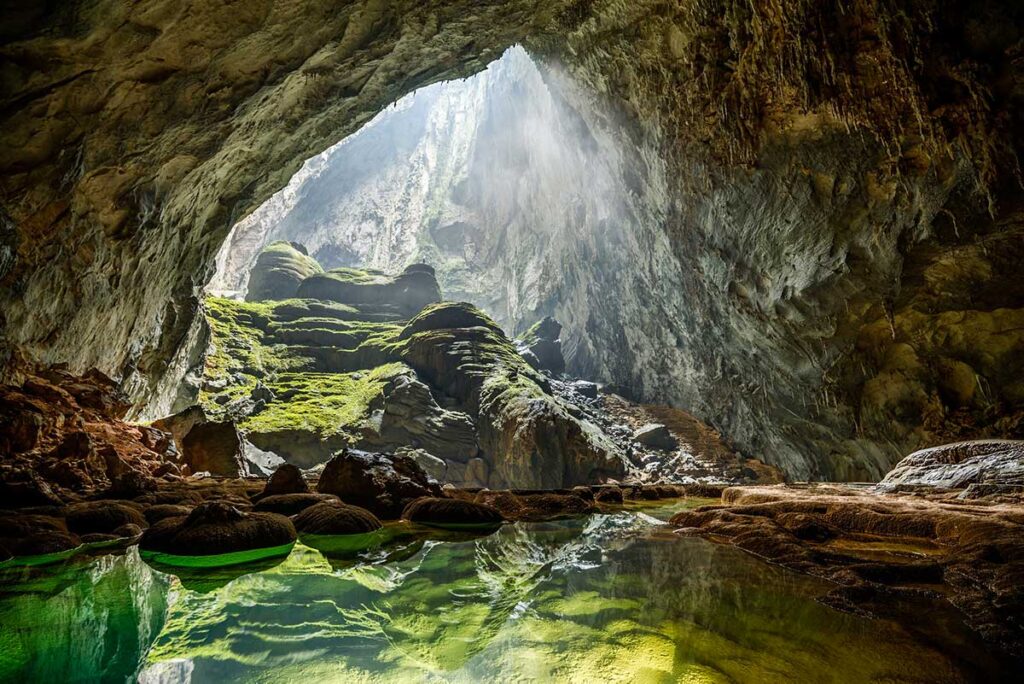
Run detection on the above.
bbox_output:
[2,487,1022,682]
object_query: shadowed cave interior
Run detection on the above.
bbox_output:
[1,1,1023,681]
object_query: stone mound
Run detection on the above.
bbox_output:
[402,497,504,528]
[255,463,309,501]
[64,500,147,535]
[292,500,382,535]
[139,501,295,558]
[246,241,323,302]
[316,449,440,518]
[253,493,338,516]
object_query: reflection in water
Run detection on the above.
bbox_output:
[0,502,1014,682]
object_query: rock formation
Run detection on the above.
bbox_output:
[1,1,1022,483]
[245,241,323,302]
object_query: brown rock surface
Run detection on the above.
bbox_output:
[316,449,441,519]
[670,484,1024,657]
[0,367,178,502]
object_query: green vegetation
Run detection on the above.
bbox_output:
[240,364,407,439]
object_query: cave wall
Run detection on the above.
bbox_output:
[2,0,1021,479]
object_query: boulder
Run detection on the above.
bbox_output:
[180,421,246,477]
[64,501,148,535]
[139,502,296,560]
[879,440,1024,489]
[316,449,441,519]
[292,500,382,535]
[0,513,81,559]
[253,493,339,516]
[517,316,565,376]
[255,463,309,501]
[401,497,503,530]
[633,423,678,451]
[594,486,624,504]
[396,448,448,482]
[245,241,323,301]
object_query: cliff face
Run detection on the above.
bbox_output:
[2,0,1022,480]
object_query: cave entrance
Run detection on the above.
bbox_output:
[207,44,639,340]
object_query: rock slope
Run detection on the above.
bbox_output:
[188,246,630,489]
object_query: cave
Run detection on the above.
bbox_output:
[1,1,1023,680]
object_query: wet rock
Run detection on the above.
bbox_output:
[670,485,1024,657]
[474,490,597,522]
[292,500,382,535]
[402,497,503,529]
[254,463,309,501]
[594,486,624,504]
[144,504,193,524]
[253,493,339,516]
[245,241,323,302]
[0,469,64,507]
[64,501,147,535]
[140,502,296,557]
[316,449,440,519]
[633,423,678,451]
[879,440,1024,489]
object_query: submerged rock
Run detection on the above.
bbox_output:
[140,501,296,559]
[245,241,323,302]
[879,440,1024,489]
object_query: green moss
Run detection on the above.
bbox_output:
[240,363,407,439]
[323,266,390,284]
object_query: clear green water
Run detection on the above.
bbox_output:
[0,501,1015,683]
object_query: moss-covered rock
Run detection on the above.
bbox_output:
[245,242,323,302]
[297,263,440,317]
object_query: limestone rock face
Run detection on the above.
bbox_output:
[879,440,1024,490]
[378,372,478,462]
[518,317,565,376]
[296,264,440,318]
[245,242,323,302]
[2,0,1021,482]
[0,366,178,500]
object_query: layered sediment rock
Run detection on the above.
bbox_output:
[672,444,1024,658]
[245,241,323,302]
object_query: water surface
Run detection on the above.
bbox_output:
[0,500,1012,682]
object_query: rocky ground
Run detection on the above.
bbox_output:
[150,242,778,490]
[672,441,1024,659]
